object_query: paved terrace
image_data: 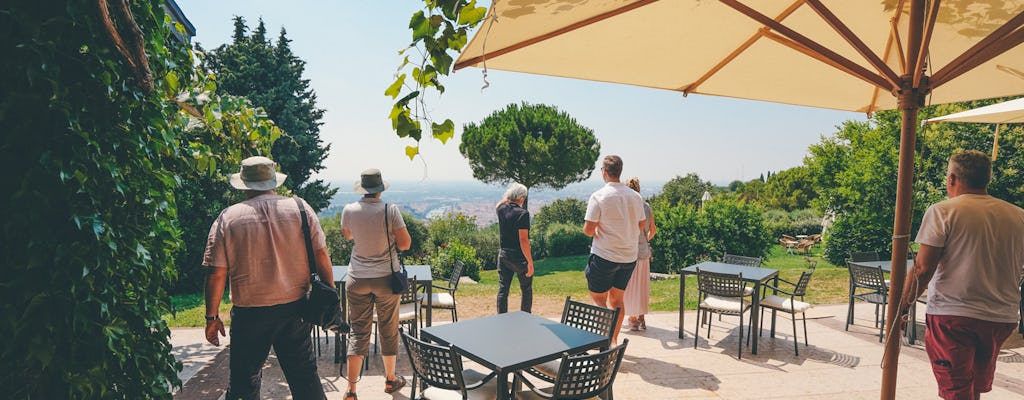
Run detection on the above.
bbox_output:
[172,304,1024,399]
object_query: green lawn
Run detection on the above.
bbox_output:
[165,244,849,328]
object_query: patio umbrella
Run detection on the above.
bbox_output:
[453,1,1024,398]
[923,97,1024,159]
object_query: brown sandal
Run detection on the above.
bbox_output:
[344,392,357,400]
[384,375,407,394]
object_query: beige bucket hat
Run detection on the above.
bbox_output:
[229,156,287,190]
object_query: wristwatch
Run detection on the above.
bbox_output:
[205,315,220,321]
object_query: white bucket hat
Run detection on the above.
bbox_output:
[229,156,287,191]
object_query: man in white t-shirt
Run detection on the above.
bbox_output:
[584,155,646,344]
[899,150,1024,400]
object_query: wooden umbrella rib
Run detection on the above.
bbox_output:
[912,0,941,88]
[932,27,1024,89]
[453,0,660,70]
[679,0,806,94]
[805,0,900,89]
[761,31,869,83]
[720,0,894,91]
[930,11,1024,87]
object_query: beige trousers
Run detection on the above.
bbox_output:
[346,276,401,356]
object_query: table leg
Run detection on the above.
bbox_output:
[770,275,779,338]
[496,371,510,400]
[678,273,686,339]
[750,282,760,355]
[426,282,433,327]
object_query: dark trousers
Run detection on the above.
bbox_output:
[497,249,533,313]
[226,299,326,400]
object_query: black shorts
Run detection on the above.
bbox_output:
[585,254,636,293]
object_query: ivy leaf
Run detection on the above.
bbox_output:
[385,74,406,99]
[432,119,455,144]
[458,4,487,25]
[405,145,419,160]
[410,11,437,41]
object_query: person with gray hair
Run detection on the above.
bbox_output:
[898,150,1024,400]
[495,183,534,314]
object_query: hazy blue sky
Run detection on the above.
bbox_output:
[177,0,867,185]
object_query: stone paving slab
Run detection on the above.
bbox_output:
[173,303,1024,399]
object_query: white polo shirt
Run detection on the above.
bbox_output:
[585,182,647,263]
[917,194,1024,323]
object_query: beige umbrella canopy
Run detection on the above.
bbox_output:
[454,1,1024,398]
[923,97,1024,159]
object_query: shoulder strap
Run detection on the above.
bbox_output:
[294,197,318,279]
[384,203,395,273]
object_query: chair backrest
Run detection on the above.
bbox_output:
[696,269,748,298]
[560,296,619,340]
[401,279,418,304]
[447,260,465,289]
[847,262,887,292]
[849,251,880,262]
[722,253,762,267]
[781,234,797,242]
[792,268,816,297]
[400,330,468,396]
[550,340,628,400]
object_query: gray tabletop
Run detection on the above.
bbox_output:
[681,261,779,282]
[420,311,609,372]
[331,264,433,283]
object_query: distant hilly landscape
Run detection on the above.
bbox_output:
[320,179,667,226]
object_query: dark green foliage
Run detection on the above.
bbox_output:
[763,208,823,239]
[459,103,601,208]
[649,205,705,274]
[0,1,192,396]
[649,199,773,273]
[761,166,817,211]
[427,241,482,281]
[543,223,591,257]
[701,200,774,261]
[427,211,478,248]
[204,17,336,210]
[532,198,587,257]
[469,224,501,271]
[651,173,713,208]
[403,212,431,258]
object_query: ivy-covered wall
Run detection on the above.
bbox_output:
[1,1,193,397]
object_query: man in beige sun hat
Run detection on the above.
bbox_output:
[203,156,334,399]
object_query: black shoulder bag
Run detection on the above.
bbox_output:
[385,203,410,294]
[295,197,343,331]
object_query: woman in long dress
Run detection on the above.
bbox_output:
[623,177,657,330]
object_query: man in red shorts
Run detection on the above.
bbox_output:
[899,150,1024,400]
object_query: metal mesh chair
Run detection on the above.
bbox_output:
[848,251,880,262]
[400,330,497,400]
[516,339,628,400]
[694,269,753,359]
[722,253,762,267]
[525,296,619,383]
[846,262,888,342]
[759,268,815,355]
[420,260,464,326]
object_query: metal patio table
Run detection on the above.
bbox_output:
[332,264,433,364]
[420,311,609,400]
[678,261,779,355]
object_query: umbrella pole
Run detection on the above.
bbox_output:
[880,84,923,400]
[993,124,1001,160]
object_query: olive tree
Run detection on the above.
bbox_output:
[459,102,601,208]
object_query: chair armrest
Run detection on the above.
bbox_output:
[431,283,455,291]
[760,283,797,297]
